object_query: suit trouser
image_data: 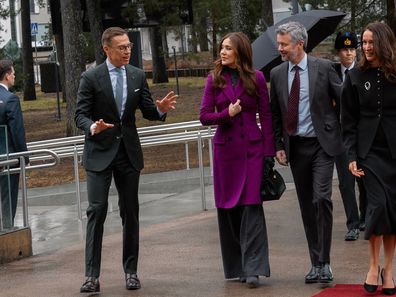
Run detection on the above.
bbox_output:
[0,173,19,228]
[85,144,140,277]
[335,151,360,230]
[289,136,334,266]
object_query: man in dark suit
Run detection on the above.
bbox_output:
[0,59,28,229]
[270,22,343,284]
[333,32,367,236]
[75,27,178,293]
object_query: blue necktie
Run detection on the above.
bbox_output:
[114,68,123,116]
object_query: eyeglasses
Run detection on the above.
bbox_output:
[113,42,133,52]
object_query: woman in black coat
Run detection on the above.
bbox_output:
[341,22,396,295]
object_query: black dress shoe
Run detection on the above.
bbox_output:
[345,228,359,241]
[80,276,100,293]
[319,263,333,283]
[359,221,366,231]
[126,273,141,290]
[305,266,321,283]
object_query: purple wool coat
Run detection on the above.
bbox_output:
[200,70,275,208]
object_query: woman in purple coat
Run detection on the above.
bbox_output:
[200,32,275,288]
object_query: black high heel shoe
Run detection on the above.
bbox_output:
[364,266,380,293]
[381,268,396,295]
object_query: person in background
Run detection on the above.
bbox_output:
[270,21,343,284]
[200,31,275,288]
[0,59,28,229]
[342,21,396,295]
[333,31,365,241]
[75,27,178,293]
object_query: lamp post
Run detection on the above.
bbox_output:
[53,38,61,121]
[292,0,299,14]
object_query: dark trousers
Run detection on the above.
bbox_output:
[217,205,270,279]
[335,151,360,230]
[85,144,140,277]
[289,136,334,266]
[0,173,19,228]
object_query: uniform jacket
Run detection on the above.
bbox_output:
[200,70,275,208]
[75,62,165,172]
[270,55,344,158]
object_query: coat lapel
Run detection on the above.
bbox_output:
[221,73,237,102]
[280,63,289,106]
[308,56,318,105]
[96,63,119,116]
[122,65,137,120]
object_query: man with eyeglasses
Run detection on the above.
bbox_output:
[75,27,178,293]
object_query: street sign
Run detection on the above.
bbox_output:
[31,23,38,35]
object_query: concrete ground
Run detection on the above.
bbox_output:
[0,167,377,297]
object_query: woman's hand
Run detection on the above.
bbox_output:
[348,161,365,177]
[228,99,242,117]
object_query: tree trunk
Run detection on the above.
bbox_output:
[60,0,85,136]
[190,24,198,53]
[212,14,217,60]
[230,0,249,35]
[149,26,169,84]
[161,29,169,59]
[9,0,16,41]
[387,0,396,36]
[49,0,66,103]
[262,0,274,30]
[198,15,208,51]
[21,0,36,101]
[85,0,105,65]
[350,0,356,32]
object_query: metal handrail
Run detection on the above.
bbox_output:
[1,149,60,174]
[0,149,60,230]
[22,120,216,221]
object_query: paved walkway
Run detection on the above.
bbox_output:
[0,167,375,296]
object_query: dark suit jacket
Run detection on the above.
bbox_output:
[332,62,355,117]
[75,63,165,172]
[0,85,28,157]
[333,62,343,82]
[270,55,344,158]
[341,67,396,162]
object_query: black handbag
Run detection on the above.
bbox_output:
[260,157,286,201]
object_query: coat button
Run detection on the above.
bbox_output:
[240,134,244,139]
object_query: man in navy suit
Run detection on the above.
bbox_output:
[0,59,28,229]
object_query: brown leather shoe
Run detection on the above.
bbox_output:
[80,276,100,293]
[126,273,141,290]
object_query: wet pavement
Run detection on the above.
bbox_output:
[0,167,376,296]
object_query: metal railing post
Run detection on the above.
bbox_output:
[184,130,190,170]
[208,127,213,176]
[19,156,29,227]
[197,131,207,211]
[73,146,82,220]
